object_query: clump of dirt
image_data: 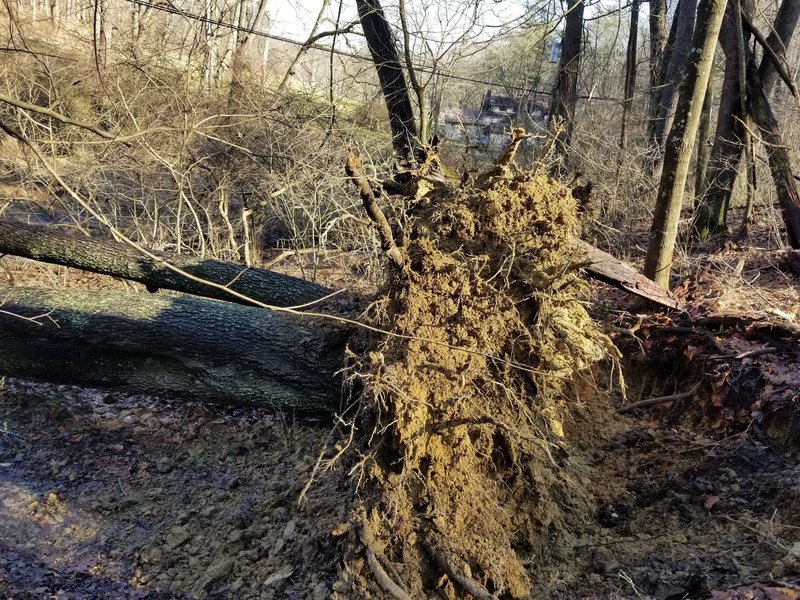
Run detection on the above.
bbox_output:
[341,160,617,598]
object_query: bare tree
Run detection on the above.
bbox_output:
[644,0,727,288]
[693,0,799,239]
[648,0,667,135]
[745,47,800,248]
[619,0,640,157]
[548,0,585,173]
[691,3,748,238]
[652,0,698,158]
[758,0,800,95]
[356,0,418,161]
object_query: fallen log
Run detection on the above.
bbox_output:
[0,220,332,307]
[0,219,681,310]
[0,285,348,414]
[574,239,683,310]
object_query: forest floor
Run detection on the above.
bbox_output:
[1,236,799,600]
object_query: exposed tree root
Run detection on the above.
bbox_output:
[334,138,618,598]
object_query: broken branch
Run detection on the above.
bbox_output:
[345,155,405,267]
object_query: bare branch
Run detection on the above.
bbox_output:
[0,91,120,141]
[345,155,405,268]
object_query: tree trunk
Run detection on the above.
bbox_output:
[746,51,800,248]
[692,5,746,238]
[356,0,418,162]
[648,0,668,139]
[694,0,798,239]
[0,285,348,414]
[757,0,800,95]
[652,0,698,155]
[0,220,331,307]
[649,1,680,146]
[548,0,585,174]
[619,0,640,157]
[644,0,727,288]
[0,215,681,310]
[694,82,713,207]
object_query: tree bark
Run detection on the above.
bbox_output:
[548,0,585,174]
[757,0,800,95]
[746,51,800,248]
[356,0,418,162]
[0,220,332,307]
[652,0,698,155]
[694,0,798,239]
[694,82,713,207]
[574,240,683,309]
[692,5,746,238]
[0,216,681,310]
[648,0,668,139]
[0,285,348,414]
[644,0,727,288]
[619,0,640,156]
[649,1,680,146]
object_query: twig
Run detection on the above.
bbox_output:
[345,155,405,267]
[706,347,778,360]
[617,384,700,414]
[721,515,791,552]
[1,427,28,444]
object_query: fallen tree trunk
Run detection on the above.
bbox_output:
[0,285,348,414]
[575,240,683,309]
[0,220,332,307]
[1,219,681,310]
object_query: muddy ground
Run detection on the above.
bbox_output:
[1,248,800,600]
[1,369,799,599]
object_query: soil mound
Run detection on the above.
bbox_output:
[340,155,616,598]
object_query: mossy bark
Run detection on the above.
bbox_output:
[644,0,727,288]
[0,220,331,307]
[0,285,349,414]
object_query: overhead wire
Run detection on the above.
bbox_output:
[122,0,626,102]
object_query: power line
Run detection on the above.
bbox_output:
[123,0,624,103]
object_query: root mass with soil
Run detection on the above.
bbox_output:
[337,141,617,599]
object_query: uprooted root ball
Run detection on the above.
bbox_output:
[341,169,615,599]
